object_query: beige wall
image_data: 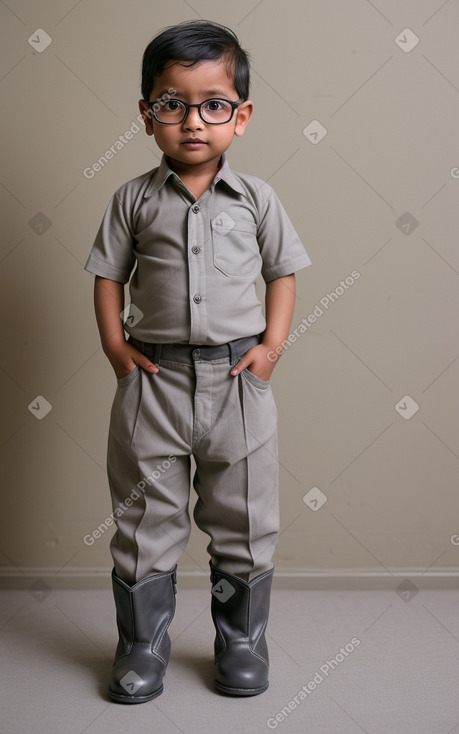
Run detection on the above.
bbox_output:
[1,0,458,588]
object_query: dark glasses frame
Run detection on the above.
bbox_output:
[144,97,245,125]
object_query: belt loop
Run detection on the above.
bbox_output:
[228,339,239,365]
[153,343,162,366]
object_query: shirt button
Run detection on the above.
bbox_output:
[192,205,200,213]
[193,294,201,304]
[192,349,200,360]
[191,246,201,254]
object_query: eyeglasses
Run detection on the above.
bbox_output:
[145,97,244,125]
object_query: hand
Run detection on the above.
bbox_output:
[104,340,159,380]
[230,344,276,382]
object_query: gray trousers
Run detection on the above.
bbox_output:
[107,336,279,584]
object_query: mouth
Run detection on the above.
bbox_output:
[182,138,207,148]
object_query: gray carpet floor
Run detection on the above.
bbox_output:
[1,586,458,734]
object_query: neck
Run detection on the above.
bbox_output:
[167,155,223,200]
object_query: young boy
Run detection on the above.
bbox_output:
[85,19,311,703]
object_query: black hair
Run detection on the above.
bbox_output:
[141,20,250,102]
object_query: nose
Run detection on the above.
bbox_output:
[182,105,204,131]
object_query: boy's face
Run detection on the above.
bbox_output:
[138,59,253,172]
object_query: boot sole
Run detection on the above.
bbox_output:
[107,684,163,704]
[215,680,269,696]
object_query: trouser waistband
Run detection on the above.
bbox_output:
[129,334,261,366]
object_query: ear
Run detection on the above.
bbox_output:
[138,100,155,136]
[234,100,254,137]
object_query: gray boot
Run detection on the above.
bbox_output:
[210,563,273,696]
[108,567,177,704]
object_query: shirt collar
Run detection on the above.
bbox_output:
[143,155,178,198]
[213,153,246,195]
[143,153,246,198]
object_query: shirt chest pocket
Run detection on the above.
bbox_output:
[211,217,261,277]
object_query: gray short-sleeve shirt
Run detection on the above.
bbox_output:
[84,154,312,345]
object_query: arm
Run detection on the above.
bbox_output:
[94,276,158,378]
[230,273,296,381]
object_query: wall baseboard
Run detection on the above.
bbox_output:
[0,567,458,591]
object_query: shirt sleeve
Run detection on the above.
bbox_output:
[84,191,136,283]
[257,188,312,283]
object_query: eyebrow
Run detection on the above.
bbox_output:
[155,89,231,99]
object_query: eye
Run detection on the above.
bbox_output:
[164,100,182,111]
[205,99,224,111]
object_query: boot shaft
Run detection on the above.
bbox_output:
[210,565,273,659]
[112,568,177,657]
